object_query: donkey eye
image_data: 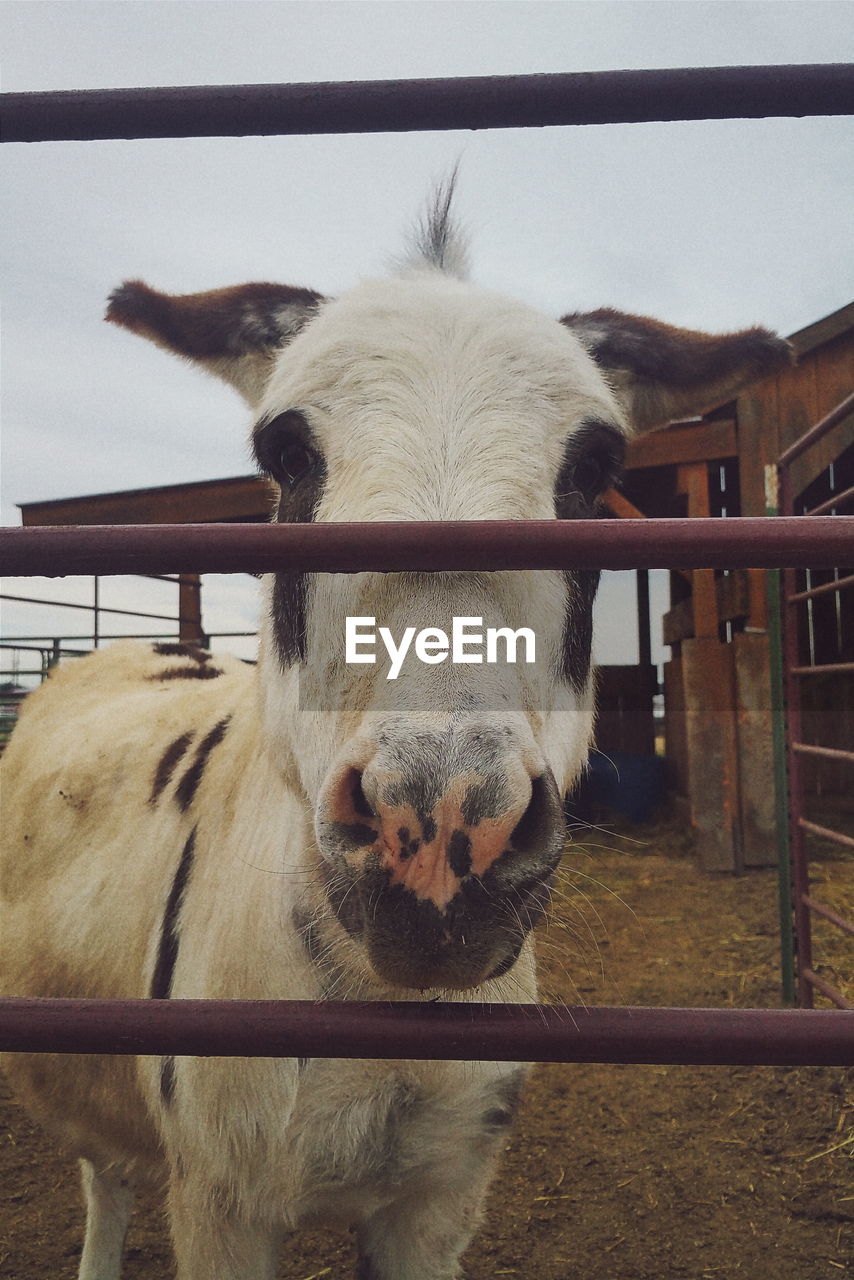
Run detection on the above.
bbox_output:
[276,441,318,487]
[555,423,624,519]
[573,453,606,501]
[254,411,321,487]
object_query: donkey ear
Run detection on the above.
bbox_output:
[561,307,793,432]
[106,280,325,407]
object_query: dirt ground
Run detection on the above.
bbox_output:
[2,805,852,1280]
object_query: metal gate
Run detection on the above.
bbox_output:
[1,63,853,1064]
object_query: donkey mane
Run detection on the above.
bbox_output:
[404,171,470,279]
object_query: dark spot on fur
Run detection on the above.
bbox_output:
[462,776,508,825]
[175,716,231,812]
[448,830,472,878]
[421,816,437,844]
[160,1056,176,1104]
[482,1071,525,1129]
[151,829,196,1000]
[259,412,326,668]
[482,1107,514,1130]
[562,568,600,692]
[397,826,420,861]
[153,642,211,663]
[151,665,223,681]
[150,731,195,803]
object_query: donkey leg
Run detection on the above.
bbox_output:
[168,1179,279,1280]
[356,1179,491,1280]
[77,1159,136,1280]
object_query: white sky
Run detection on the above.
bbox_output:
[1,0,852,682]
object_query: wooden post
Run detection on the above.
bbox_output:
[682,637,742,872]
[677,462,718,637]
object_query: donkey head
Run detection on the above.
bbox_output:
[107,195,790,991]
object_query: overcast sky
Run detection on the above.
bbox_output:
[2,0,852,679]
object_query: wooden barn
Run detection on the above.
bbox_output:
[14,301,854,873]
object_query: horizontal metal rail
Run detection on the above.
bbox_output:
[777,391,854,467]
[792,742,854,764]
[0,592,197,625]
[807,483,854,517]
[0,998,851,1066]
[790,662,854,676]
[798,818,854,850]
[3,64,852,145]
[802,895,854,936]
[788,572,854,603]
[1,517,852,577]
[801,970,853,1011]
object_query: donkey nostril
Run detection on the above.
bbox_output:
[509,774,564,856]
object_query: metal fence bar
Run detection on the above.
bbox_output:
[0,998,851,1066]
[0,592,197,625]
[806,483,854,517]
[790,661,854,676]
[802,895,854,936]
[797,818,854,851]
[788,572,854,603]
[2,517,852,577]
[792,742,854,764]
[3,64,853,145]
[801,970,854,1011]
[777,392,854,467]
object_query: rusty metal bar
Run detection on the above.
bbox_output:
[802,895,854,937]
[790,662,854,676]
[801,970,854,1011]
[798,818,854,851]
[777,392,854,467]
[788,572,854,603]
[1,517,852,578]
[3,64,853,145]
[806,483,854,517]
[0,998,851,1066]
[792,742,854,764]
[0,591,196,626]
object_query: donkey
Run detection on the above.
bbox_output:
[0,192,791,1279]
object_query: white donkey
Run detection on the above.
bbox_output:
[0,191,790,1279]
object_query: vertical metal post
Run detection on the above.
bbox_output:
[636,569,652,668]
[178,573,203,645]
[778,466,814,1007]
[93,576,100,648]
[765,466,795,1005]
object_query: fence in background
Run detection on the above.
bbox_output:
[770,393,854,1009]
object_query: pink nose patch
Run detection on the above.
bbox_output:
[323,766,531,912]
[375,797,527,910]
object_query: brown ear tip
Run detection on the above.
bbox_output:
[752,328,797,371]
[105,280,158,328]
